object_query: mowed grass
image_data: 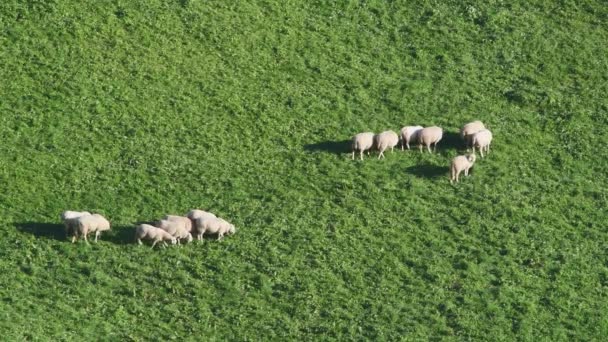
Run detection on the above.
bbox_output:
[1,0,607,339]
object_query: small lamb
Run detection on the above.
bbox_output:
[450,154,476,183]
[399,126,423,150]
[193,217,235,241]
[135,224,177,249]
[374,130,399,159]
[460,121,486,147]
[472,129,493,158]
[74,214,111,243]
[418,126,443,153]
[351,132,375,160]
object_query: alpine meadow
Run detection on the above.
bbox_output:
[1,0,608,340]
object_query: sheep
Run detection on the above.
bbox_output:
[374,130,399,159]
[164,215,192,232]
[186,209,217,221]
[399,126,423,150]
[351,132,375,160]
[73,214,110,243]
[60,211,91,238]
[156,219,193,244]
[460,121,485,147]
[471,129,493,158]
[418,126,443,153]
[186,209,217,239]
[135,224,177,249]
[450,153,476,183]
[193,217,235,241]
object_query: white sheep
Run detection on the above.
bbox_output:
[471,129,493,158]
[60,211,91,237]
[460,121,486,147]
[164,215,193,232]
[450,154,476,183]
[374,130,399,159]
[418,126,443,153]
[351,132,375,160]
[399,126,423,150]
[156,219,193,244]
[193,217,235,241]
[73,214,110,243]
[186,209,217,221]
[135,224,177,249]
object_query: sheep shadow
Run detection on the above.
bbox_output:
[16,222,66,241]
[405,164,449,179]
[15,222,139,245]
[105,225,137,245]
[436,131,463,152]
[304,140,351,154]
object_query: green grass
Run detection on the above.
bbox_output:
[1,0,607,339]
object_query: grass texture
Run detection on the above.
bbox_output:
[1,0,607,340]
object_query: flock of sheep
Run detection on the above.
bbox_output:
[60,209,235,248]
[351,120,493,183]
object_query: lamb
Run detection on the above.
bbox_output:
[156,219,193,244]
[193,217,235,241]
[135,224,177,249]
[399,126,423,150]
[374,130,399,159]
[450,153,477,183]
[460,121,485,147]
[351,132,375,160]
[471,129,493,158]
[73,214,111,243]
[418,126,443,153]
[163,215,192,232]
[60,210,91,238]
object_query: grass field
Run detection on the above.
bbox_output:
[1,0,607,339]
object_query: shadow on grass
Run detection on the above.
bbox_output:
[304,140,351,154]
[437,131,463,152]
[16,222,66,241]
[15,222,137,245]
[406,164,449,179]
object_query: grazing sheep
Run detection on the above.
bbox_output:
[156,219,193,244]
[418,126,443,153]
[186,209,217,221]
[351,132,375,160]
[472,129,493,158]
[74,214,110,243]
[450,154,477,183]
[400,126,423,150]
[460,121,485,147]
[164,215,192,233]
[60,211,91,238]
[186,209,217,239]
[374,130,399,159]
[193,217,235,241]
[135,224,177,249]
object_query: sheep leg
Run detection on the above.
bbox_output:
[351,151,355,160]
[83,233,89,245]
[151,239,159,249]
[95,231,100,243]
[406,142,410,150]
[433,142,437,152]
[480,148,484,158]
[137,238,143,245]
[391,146,394,153]
[427,144,432,153]
[360,151,364,161]
[486,145,490,155]
[217,233,224,241]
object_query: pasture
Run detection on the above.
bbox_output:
[0,0,607,339]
